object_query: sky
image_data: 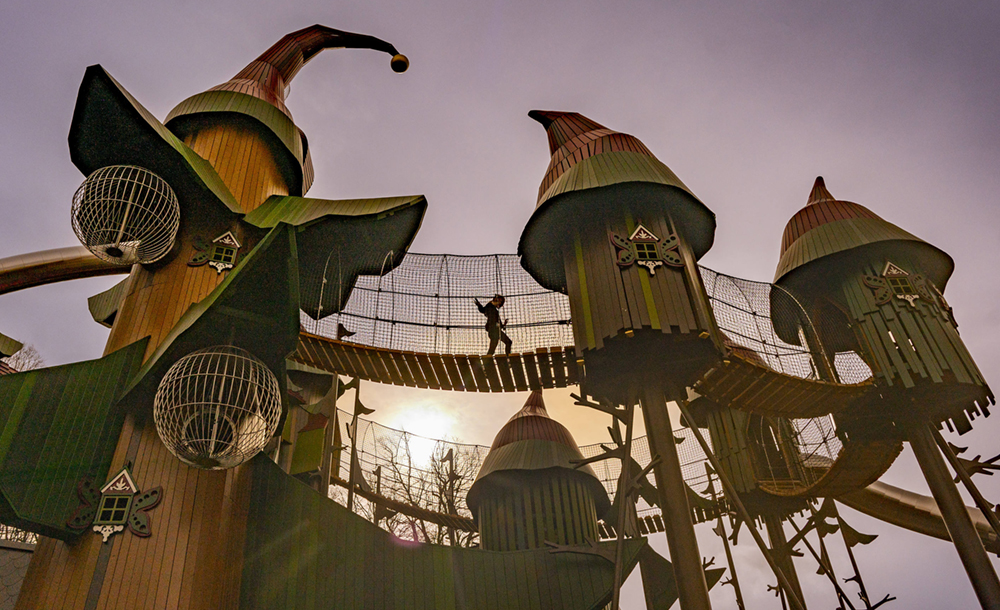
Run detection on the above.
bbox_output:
[2,0,1000,608]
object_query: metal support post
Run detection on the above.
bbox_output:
[910,424,1000,610]
[611,401,636,610]
[705,464,746,610]
[931,427,1000,541]
[641,387,713,610]
[765,514,808,609]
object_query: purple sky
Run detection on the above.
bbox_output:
[2,1,1000,608]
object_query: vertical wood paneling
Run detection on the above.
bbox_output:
[183,122,289,215]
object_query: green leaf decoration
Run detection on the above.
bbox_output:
[863,275,892,305]
[127,486,162,537]
[66,477,100,530]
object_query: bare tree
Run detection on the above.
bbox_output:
[370,433,483,547]
[1,344,44,372]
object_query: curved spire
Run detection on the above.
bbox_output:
[528,110,608,155]
[210,25,407,118]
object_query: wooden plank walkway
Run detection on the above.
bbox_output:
[294,331,579,392]
[693,354,873,418]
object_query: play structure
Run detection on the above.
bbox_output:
[0,23,999,610]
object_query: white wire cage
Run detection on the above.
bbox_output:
[153,346,282,470]
[71,165,180,265]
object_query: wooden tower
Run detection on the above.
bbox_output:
[773,176,999,607]
[14,26,425,610]
[466,390,610,551]
[519,111,722,610]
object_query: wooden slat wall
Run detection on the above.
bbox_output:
[837,253,992,427]
[16,417,251,610]
[182,121,289,215]
[478,474,600,552]
[562,216,706,358]
[102,212,251,359]
[242,456,636,610]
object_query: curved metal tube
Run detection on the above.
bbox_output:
[841,480,1000,554]
[0,247,127,296]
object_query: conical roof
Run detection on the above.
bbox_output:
[166,25,406,196]
[518,111,716,292]
[467,391,610,516]
[774,177,954,289]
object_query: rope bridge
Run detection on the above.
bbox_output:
[297,253,889,541]
[332,407,726,543]
[294,253,873,401]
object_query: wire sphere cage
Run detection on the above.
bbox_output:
[153,346,282,470]
[71,165,180,265]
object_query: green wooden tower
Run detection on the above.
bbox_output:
[467,391,610,551]
[519,111,722,610]
[774,176,992,435]
[774,176,1000,607]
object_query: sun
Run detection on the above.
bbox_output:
[385,403,456,467]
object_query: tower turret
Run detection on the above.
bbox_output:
[774,177,992,434]
[773,176,1000,605]
[519,111,721,400]
[519,111,720,609]
[467,391,610,551]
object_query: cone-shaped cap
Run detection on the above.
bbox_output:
[518,111,716,292]
[774,177,953,289]
[528,111,609,155]
[166,25,406,196]
[807,176,835,204]
[467,391,610,516]
[489,390,578,450]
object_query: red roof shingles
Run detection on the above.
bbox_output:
[530,111,657,202]
[488,390,581,451]
[780,177,883,255]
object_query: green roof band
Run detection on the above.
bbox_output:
[166,89,310,195]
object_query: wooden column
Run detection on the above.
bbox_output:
[640,386,712,610]
[764,514,807,609]
[909,424,1000,610]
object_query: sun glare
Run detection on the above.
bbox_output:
[385,404,455,467]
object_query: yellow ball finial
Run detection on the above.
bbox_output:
[391,54,409,73]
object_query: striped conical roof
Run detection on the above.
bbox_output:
[166,25,406,196]
[518,111,716,292]
[467,391,610,515]
[774,177,953,289]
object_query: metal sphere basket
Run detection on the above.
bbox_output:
[153,346,282,470]
[71,165,180,265]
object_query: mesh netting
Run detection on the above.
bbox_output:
[302,253,872,385]
[0,525,35,545]
[304,254,573,355]
[335,407,719,542]
[311,254,872,541]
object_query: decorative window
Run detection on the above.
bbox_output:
[66,465,163,543]
[188,230,242,274]
[886,275,916,297]
[95,494,132,525]
[609,223,683,275]
[864,261,923,307]
[210,245,237,266]
[635,241,658,261]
